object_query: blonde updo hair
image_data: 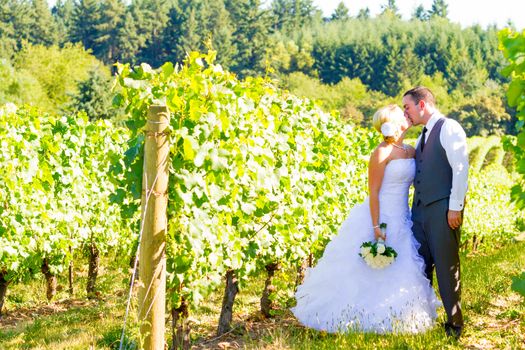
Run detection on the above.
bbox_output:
[372,105,404,144]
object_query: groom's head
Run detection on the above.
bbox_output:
[402,86,436,126]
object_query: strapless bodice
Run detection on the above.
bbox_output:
[379,158,415,219]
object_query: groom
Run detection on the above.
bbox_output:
[402,87,469,339]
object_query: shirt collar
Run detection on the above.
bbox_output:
[424,111,443,133]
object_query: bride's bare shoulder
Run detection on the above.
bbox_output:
[373,141,391,151]
[370,142,392,163]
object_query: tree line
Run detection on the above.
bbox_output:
[0,0,519,136]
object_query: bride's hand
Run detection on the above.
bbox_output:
[374,227,386,241]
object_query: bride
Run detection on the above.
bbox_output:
[291,105,440,334]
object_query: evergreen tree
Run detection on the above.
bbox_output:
[206,0,235,66]
[0,0,17,57]
[70,0,127,64]
[120,0,158,64]
[271,0,319,33]
[70,0,101,52]
[271,0,292,31]
[412,4,429,21]
[30,0,59,46]
[5,0,58,48]
[429,0,448,19]
[357,7,370,20]
[117,10,144,64]
[95,0,126,63]
[161,0,234,67]
[161,1,201,64]
[381,39,422,96]
[133,0,172,67]
[381,0,400,18]
[67,68,116,120]
[10,1,34,46]
[52,0,75,45]
[225,0,271,77]
[330,1,350,21]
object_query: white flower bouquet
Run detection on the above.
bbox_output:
[359,224,398,269]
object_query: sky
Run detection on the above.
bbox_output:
[312,0,525,30]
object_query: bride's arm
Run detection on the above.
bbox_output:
[368,146,390,240]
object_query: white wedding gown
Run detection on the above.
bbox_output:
[292,158,440,334]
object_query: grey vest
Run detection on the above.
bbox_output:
[413,118,452,206]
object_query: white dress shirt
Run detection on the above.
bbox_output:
[416,112,469,211]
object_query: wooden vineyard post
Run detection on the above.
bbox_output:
[138,105,170,350]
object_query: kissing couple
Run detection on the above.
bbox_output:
[292,86,468,339]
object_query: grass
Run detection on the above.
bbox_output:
[1,241,524,349]
[0,260,139,350]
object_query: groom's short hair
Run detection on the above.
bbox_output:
[403,86,435,106]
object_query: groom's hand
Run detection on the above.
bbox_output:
[447,210,462,230]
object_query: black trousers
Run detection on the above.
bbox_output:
[412,197,463,327]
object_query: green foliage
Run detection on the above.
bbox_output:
[462,163,524,250]
[270,0,321,34]
[96,0,127,63]
[414,72,459,113]
[429,0,448,19]
[11,43,108,113]
[468,136,503,172]
[0,58,47,106]
[114,51,377,308]
[27,0,59,46]
[66,68,118,120]
[380,0,400,18]
[295,16,506,99]
[0,0,514,134]
[0,103,132,292]
[279,72,390,126]
[511,272,525,297]
[0,45,111,116]
[0,0,58,52]
[224,0,272,78]
[499,28,525,208]
[69,0,102,55]
[357,7,370,20]
[161,0,234,69]
[267,34,315,76]
[130,0,172,67]
[412,5,429,21]
[462,136,524,250]
[52,0,76,45]
[448,87,512,136]
[0,1,17,58]
[359,240,398,259]
[329,2,349,22]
